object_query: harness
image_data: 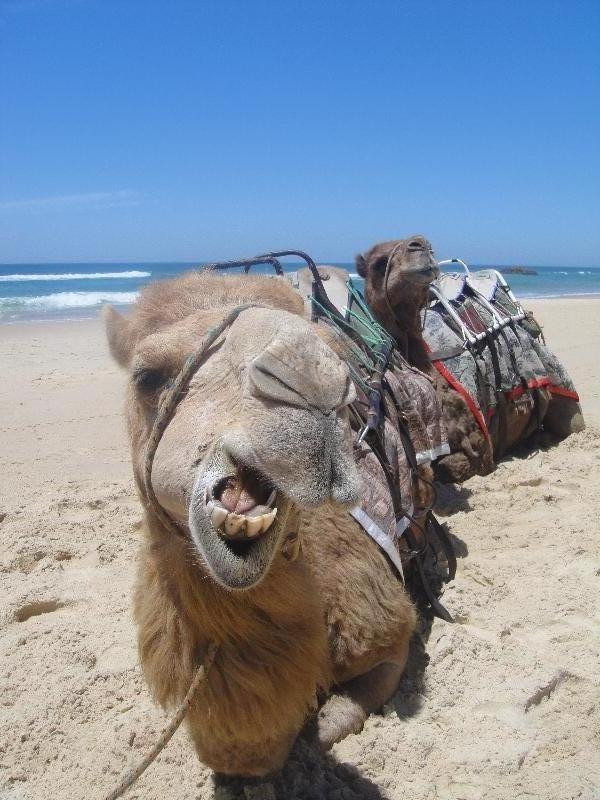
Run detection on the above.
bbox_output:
[208,251,456,621]
[429,260,549,455]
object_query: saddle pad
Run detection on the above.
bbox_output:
[349,358,448,577]
[467,270,500,302]
[435,272,467,302]
[291,265,351,316]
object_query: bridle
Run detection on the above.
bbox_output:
[141,303,262,539]
[137,247,346,542]
[139,298,304,562]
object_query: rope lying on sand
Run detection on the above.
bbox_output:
[102,643,218,800]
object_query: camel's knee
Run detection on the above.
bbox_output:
[317,691,368,750]
[317,660,405,750]
[544,397,585,438]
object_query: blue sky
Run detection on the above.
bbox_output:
[0,0,598,265]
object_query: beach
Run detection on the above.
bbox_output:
[0,298,599,800]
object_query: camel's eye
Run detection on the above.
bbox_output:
[133,368,167,392]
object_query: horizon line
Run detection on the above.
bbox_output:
[1,259,600,270]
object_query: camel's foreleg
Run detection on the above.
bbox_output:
[316,660,405,750]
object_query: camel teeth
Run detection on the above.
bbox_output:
[261,508,277,533]
[210,506,228,528]
[246,515,264,537]
[211,506,278,539]
[266,489,276,507]
[225,513,246,536]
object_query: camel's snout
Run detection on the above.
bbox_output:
[248,335,356,414]
[389,235,439,286]
[232,329,360,510]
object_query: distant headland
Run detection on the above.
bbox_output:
[500,267,538,275]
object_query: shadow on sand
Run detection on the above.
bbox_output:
[213,732,386,799]
[499,428,561,466]
[434,481,474,516]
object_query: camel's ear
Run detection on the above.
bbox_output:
[355,254,367,278]
[103,305,134,367]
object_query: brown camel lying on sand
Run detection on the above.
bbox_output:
[357,235,584,483]
[104,271,419,778]
[357,235,494,482]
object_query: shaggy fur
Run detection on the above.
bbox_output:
[105,270,416,777]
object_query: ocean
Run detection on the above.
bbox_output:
[1,261,599,324]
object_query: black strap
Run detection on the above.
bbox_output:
[486,330,508,459]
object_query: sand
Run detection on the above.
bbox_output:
[0,299,598,800]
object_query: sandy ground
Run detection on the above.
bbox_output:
[0,299,598,800]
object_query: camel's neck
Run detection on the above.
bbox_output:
[366,288,431,371]
[136,516,330,772]
[139,512,330,691]
[146,519,321,639]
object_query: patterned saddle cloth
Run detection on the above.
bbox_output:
[425,268,580,436]
[287,265,455,618]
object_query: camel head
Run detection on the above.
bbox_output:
[356,234,438,306]
[104,273,359,592]
[356,235,439,365]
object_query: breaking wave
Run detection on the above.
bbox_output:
[0,291,139,310]
[0,270,150,282]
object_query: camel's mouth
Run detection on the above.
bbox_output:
[189,454,288,591]
[207,466,278,541]
[396,255,440,285]
[387,237,439,286]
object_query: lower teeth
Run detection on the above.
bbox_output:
[206,500,278,539]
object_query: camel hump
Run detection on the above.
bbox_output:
[288,265,351,316]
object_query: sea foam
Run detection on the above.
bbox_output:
[0,270,150,282]
[0,291,139,309]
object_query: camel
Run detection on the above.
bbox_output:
[104,270,422,779]
[357,235,584,483]
[356,236,494,482]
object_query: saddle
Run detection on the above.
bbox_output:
[426,260,581,456]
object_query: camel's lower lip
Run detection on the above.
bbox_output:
[400,262,439,285]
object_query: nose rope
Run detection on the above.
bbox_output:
[102,643,219,800]
[142,303,263,537]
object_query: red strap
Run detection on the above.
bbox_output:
[430,357,491,443]
[547,384,580,401]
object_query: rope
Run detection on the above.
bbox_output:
[102,644,218,800]
[142,303,262,537]
[102,305,258,796]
